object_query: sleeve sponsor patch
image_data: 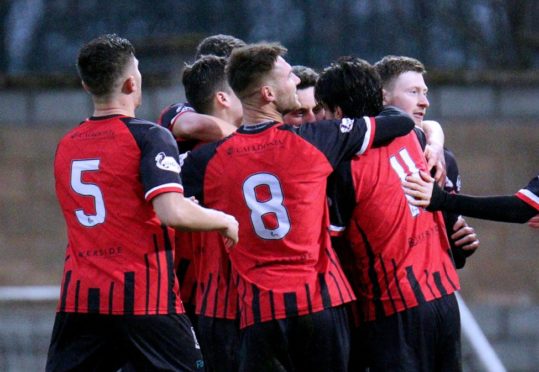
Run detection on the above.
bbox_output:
[155,152,181,173]
[339,118,354,133]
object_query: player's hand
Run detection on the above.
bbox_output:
[219,214,239,249]
[424,143,446,187]
[451,216,480,251]
[527,214,539,229]
[402,171,434,207]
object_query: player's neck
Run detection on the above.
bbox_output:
[92,100,137,118]
[241,101,282,126]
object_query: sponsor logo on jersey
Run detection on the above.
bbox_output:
[155,152,181,173]
[339,118,354,133]
[176,104,195,115]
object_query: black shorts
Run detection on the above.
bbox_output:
[359,293,461,372]
[238,305,350,372]
[46,312,205,372]
[197,316,240,372]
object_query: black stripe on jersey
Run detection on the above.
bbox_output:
[325,248,354,300]
[145,254,150,315]
[213,273,221,317]
[305,283,313,313]
[153,235,162,312]
[252,284,261,323]
[433,272,448,296]
[176,259,190,287]
[237,273,248,326]
[223,261,233,318]
[405,266,426,305]
[60,270,72,312]
[380,257,397,314]
[284,292,298,318]
[162,225,177,314]
[88,288,100,314]
[328,271,345,304]
[124,272,135,315]
[75,280,81,313]
[357,222,384,318]
[200,275,212,316]
[392,260,408,310]
[270,291,276,319]
[108,282,114,315]
[188,282,197,305]
[443,263,459,291]
[318,273,332,309]
[424,270,437,298]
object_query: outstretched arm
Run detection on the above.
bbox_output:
[403,172,538,224]
[172,111,238,141]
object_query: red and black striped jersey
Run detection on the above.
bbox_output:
[195,231,239,320]
[54,115,184,315]
[158,102,201,308]
[516,175,539,210]
[333,131,460,322]
[182,117,380,328]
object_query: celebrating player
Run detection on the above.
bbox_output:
[46,34,238,371]
[316,56,462,371]
[181,42,415,372]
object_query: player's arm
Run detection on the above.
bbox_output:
[420,120,446,186]
[372,108,415,145]
[403,173,538,223]
[172,111,237,141]
[152,192,239,246]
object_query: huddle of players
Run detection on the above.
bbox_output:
[158,34,474,371]
[48,32,539,372]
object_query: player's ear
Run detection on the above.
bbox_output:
[382,88,390,105]
[261,85,275,103]
[121,75,136,94]
[334,106,343,120]
[216,91,229,108]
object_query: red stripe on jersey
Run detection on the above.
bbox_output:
[145,183,183,201]
[516,189,539,210]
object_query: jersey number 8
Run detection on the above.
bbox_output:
[243,173,291,240]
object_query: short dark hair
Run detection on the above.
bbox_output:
[195,34,246,60]
[77,34,135,97]
[374,55,426,89]
[182,55,229,114]
[226,42,287,99]
[292,65,319,90]
[315,56,383,117]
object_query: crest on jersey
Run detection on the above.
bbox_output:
[339,118,354,133]
[155,152,181,173]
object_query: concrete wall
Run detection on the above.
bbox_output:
[1,84,539,126]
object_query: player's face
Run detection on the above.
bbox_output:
[283,86,325,125]
[131,57,143,108]
[383,71,429,126]
[271,56,301,115]
[228,88,243,126]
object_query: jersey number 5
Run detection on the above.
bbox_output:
[243,173,291,240]
[71,159,106,227]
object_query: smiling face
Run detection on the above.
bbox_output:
[383,71,429,126]
[270,56,301,115]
